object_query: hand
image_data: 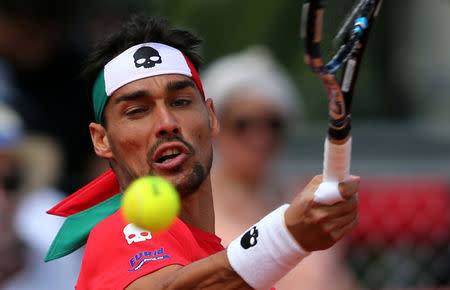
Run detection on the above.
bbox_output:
[284,175,359,251]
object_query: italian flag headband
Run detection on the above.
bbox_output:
[92,42,205,123]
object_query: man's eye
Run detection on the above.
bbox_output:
[126,107,148,116]
[172,99,191,107]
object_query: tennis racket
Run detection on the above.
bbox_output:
[301,0,383,204]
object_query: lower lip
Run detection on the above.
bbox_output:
[153,153,189,171]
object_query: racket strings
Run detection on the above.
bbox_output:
[334,0,371,44]
[324,0,376,74]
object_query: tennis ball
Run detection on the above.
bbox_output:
[122,176,181,232]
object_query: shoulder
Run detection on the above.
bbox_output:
[89,208,124,240]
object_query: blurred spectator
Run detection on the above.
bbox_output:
[0,0,92,193]
[202,45,300,236]
[0,104,82,289]
[202,45,358,289]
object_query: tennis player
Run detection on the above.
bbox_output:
[46,15,359,289]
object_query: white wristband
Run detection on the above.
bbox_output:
[227,204,310,290]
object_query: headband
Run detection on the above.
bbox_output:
[93,42,204,123]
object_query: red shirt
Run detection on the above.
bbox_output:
[76,209,224,289]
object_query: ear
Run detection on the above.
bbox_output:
[89,122,113,159]
[205,98,220,138]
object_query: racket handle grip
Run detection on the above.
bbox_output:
[323,137,351,182]
[314,137,352,205]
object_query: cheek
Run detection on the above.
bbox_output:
[115,132,140,150]
[189,113,211,142]
[122,137,141,150]
[109,124,150,156]
[185,115,215,160]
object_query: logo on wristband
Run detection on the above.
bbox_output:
[240,226,259,249]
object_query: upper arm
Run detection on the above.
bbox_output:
[125,250,252,290]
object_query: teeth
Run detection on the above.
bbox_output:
[156,148,182,163]
[161,148,181,157]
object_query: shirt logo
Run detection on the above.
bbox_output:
[128,247,170,271]
[123,223,152,244]
[133,46,162,68]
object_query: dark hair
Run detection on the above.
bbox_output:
[82,15,203,124]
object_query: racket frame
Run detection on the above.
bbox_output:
[301,0,383,185]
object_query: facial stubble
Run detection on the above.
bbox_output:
[147,135,213,198]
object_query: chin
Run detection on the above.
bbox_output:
[174,162,207,198]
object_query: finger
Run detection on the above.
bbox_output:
[297,174,323,201]
[309,174,323,187]
[327,209,358,231]
[330,195,358,216]
[338,179,360,200]
[314,174,323,181]
[314,194,358,216]
[331,213,358,241]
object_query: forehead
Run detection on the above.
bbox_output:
[110,74,198,100]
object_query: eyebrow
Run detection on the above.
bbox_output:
[113,79,196,105]
[114,90,149,104]
[166,79,196,92]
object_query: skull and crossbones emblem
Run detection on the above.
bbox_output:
[123,223,152,244]
[133,46,162,68]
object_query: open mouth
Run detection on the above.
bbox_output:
[152,142,190,170]
[156,148,182,164]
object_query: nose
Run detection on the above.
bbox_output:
[154,105,181,137]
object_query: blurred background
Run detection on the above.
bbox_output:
[0,0,448,289]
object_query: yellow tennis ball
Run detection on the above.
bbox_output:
[122,176,180,233]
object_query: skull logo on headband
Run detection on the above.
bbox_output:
[133,46,162,68]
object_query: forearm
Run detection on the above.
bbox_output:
[160,250,251,290]
[126,250,252,290]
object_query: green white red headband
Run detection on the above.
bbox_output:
[92,42,204,123]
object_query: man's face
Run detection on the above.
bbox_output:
[91,74,219,198]
[216,93,284,181]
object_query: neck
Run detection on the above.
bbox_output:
[178,176,215,234]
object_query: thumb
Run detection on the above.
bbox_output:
[338,175,360,200]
